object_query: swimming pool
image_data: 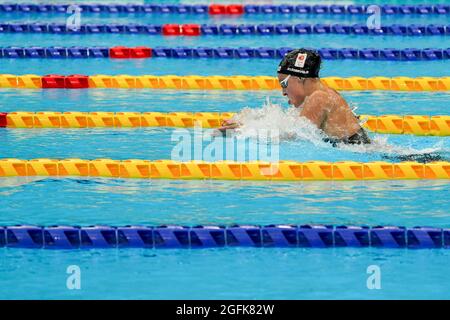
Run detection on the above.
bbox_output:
[0,0,449,300]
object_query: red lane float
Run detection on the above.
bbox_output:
[162,24,181,36]
[41,75,90,89]
[130,47,152,58]
[110,46,131,59]
[162,24,201,36]
[182,24,201,36]
[65,75,89,89]
[0,113,7,127]
[42,74,65,88]
[209,4,244,15]
[227,5,244,15]
[110,46,152,58]
[209,4,227,15]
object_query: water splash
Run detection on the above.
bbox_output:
[230,98,326,145]
[339,134,444,156]
[228,98,447,159]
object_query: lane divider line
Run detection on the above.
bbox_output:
[0,23,449,36]
[1,4,448,15]
[0,159,449,180]
[1,225,448,249]
[1,75,449,91]
[1,46,449,60]
[1,112,449,136]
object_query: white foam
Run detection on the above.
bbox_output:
[229,98,326,145]
[338,135,445,157]
[227,98,446,157]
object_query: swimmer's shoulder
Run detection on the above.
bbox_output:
[307,90,333,112]
[322,85,349,110]
[309,89,330,101]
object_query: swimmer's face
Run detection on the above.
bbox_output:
[277,73,307,108]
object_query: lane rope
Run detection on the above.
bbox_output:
[2,46,449,60]
[1,112,449,136]
[1,74,449,91]
[0,22,449,36]
[0,159,449,180]
[1,4,448,15]
[1,224,449,249]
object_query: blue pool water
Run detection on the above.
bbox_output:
[3,10,450,25]
[2,33,450,51]
[1,246,449,299]
[1,58,450,78]
[0,0,449,300]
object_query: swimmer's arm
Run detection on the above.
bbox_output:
[299,92,328,129]
[216,119,240,133]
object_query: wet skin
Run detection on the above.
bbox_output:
[277,73,362,139]
[218,74,363,140]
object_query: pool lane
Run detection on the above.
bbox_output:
[0,176,449,227]
[0,33,448,49]
[1,57,450,77]
[2,11,450,25]
[0,89,449,115]
[0,127,448,161]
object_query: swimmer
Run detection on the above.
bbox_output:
[219,48,371,146]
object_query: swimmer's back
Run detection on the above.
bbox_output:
[318,83,364,140]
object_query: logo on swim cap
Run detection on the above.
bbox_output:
[294,53,307,68]
[277,49,321,78]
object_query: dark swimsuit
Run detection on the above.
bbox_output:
[323,128,371,147]
[323,128,446,163]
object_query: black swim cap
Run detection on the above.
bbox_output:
[277,49,321,78]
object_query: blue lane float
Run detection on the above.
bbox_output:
[0,225,448,249]
[0,4,448,15]
[1,46,449,60]
[0,23,449,36]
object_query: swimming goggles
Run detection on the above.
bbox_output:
[280,75,306,89]
[280,75,291,89]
